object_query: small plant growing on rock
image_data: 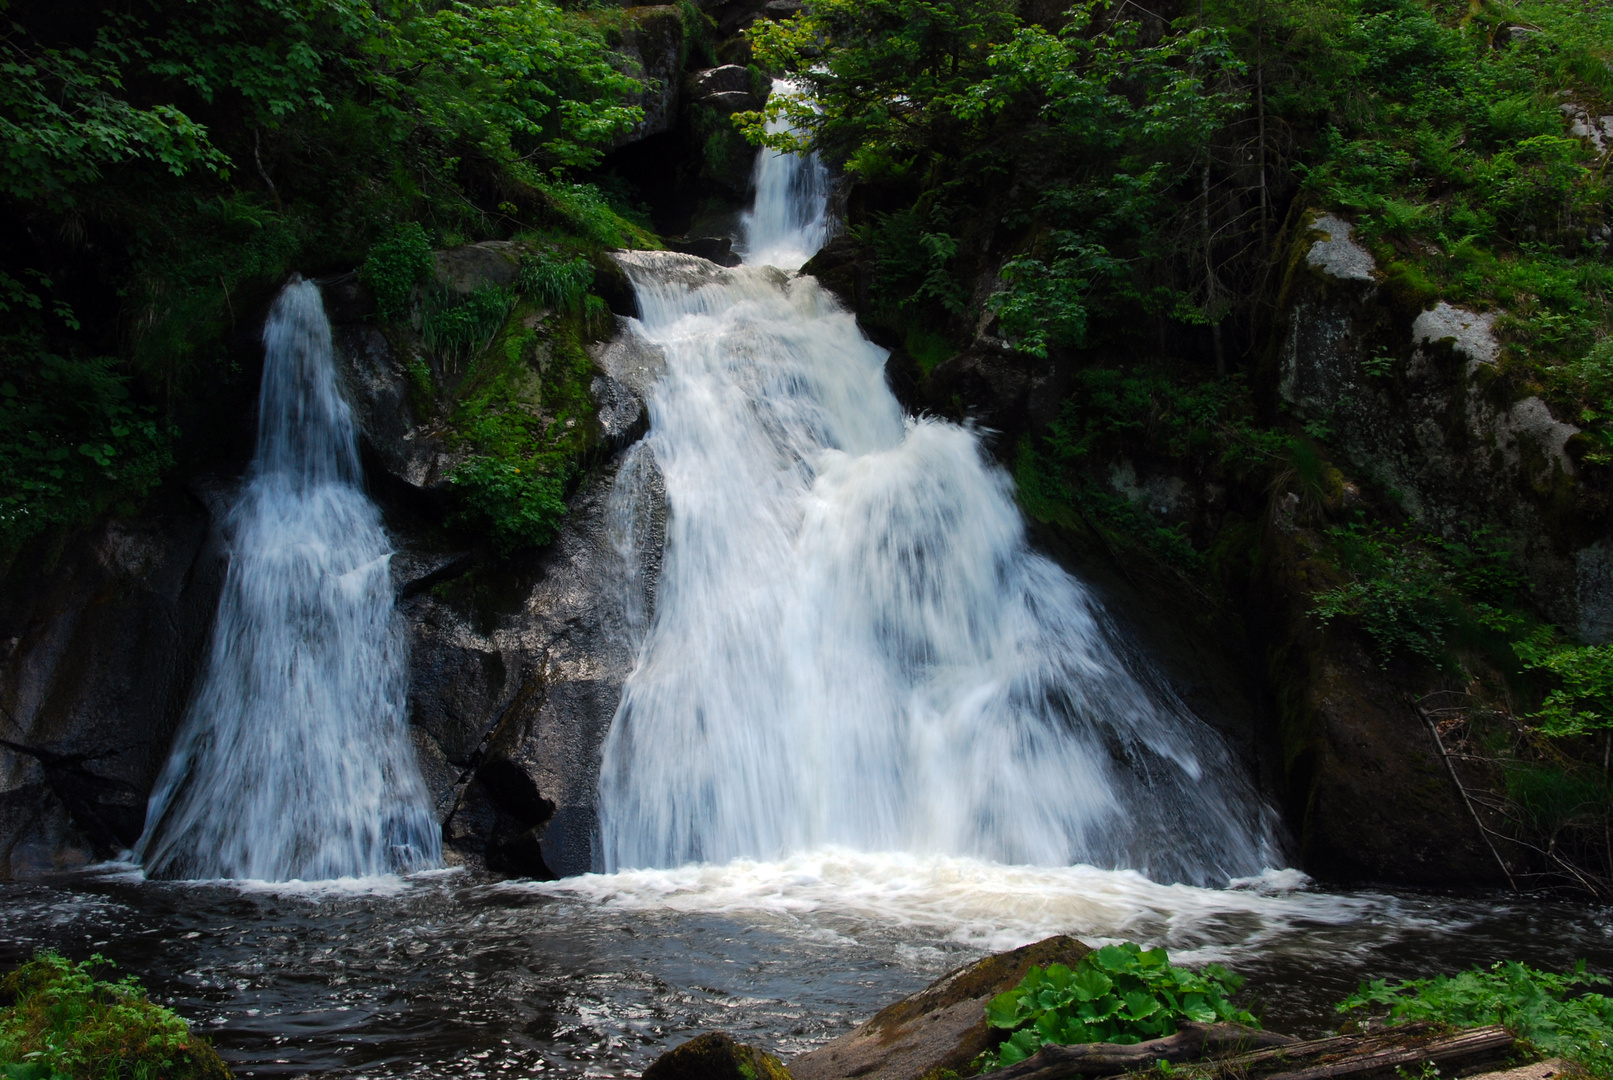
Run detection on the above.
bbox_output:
[978,943,1258,1072]
[0,952,230,1080]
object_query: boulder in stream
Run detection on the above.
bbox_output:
[644,1032,792,1080]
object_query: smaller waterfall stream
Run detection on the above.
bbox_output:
[137,278,440,881]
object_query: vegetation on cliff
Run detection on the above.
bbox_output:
[0,952,229,1080]
[0,0,676,561]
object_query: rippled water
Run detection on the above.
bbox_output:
[3,855,1609,1078]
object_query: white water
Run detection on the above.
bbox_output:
[596,134,1278,886]
[738,82,832,272]
[529,849,1426,963]
[136,277,440,881]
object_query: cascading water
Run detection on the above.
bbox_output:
[597,130,1277,886]
[736,82,832,270]
[136,277,440,881]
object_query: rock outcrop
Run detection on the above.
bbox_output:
[0,489,228,877]
[1269,209,1595,637]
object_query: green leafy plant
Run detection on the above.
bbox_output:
[1309,519,1528,669]
[979,943,1258,1072]
[448,456,571,555]
[0,952,229,1080]
[421,286,514,370]
[1338,961,1613,1078]
[1514,631,1613,739]
[360,223,435,321]
[0,345,174,551]
[517,252,593,313]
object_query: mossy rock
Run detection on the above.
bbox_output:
[0,953,233,1080]
[643,1032,792,1080]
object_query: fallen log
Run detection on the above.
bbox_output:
[992,1023,1296,1080]
[1260,1026,1514,1080]
[993,1023,1513,1080]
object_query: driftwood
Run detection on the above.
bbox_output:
[993,1021,1513,1080]
[993,1023,1296,1080]
[1259,1026,1514,1080]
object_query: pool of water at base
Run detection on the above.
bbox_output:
[2,850,1610,1080]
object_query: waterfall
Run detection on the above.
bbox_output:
[737,81,831,272]
[595,138,1276,886]
[136,278,440,881]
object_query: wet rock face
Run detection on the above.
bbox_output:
[0,492,229,878]
[327,295,668,878]
[790,935,1092,1080]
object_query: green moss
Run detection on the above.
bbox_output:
[427,291,603,555]
[0,952,230,1080]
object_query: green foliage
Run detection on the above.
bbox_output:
[0,33,227,208]
[360,223,434,321]
[422,287,514,370]
[0,339,174,551]
[1514,630,1613,739]
[517,252,593,313]
[448,456,571,555]
[437,293,600,556]
[363,1,641,175]
[979,944,1257,1073]
[747,1,1242,342]
[1338,961,1613,1077]
[0,952,229,1080]
[1310,518,1528,669]
[1289,0,1612,392]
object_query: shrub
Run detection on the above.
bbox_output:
[0,347,175,551]
[978,943,1258,1072]
[448,455,571,555]
[1337,961,1613,1077]
[359,222,435,322]
[0,952,230,1080]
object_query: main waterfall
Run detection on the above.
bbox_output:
[596,134,1276,885]
[137,278,440,881]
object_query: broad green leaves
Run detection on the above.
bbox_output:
[1513,631,1613,739]
[979,943,1257,1073]
[1337,961,1613,1078]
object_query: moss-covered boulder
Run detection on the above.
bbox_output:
[644,1032,792,1080]
[790,935,1092,1080]
[0,952,231,1080]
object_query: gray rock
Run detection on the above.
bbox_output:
[612,7,687,145]
[689,65,752,99]
[1306,213,1377,283]
[1411,302,1499,367]
[0,496,228,878]
[434,241,522,295]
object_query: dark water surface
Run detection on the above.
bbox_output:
[2,856,1609,1079]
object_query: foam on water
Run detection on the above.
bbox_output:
[136,277,440,882]
[525,849,1452,961]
